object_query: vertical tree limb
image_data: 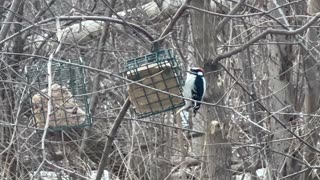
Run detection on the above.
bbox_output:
[0,0,22,47]
[241,21,263,180]
[79,0,116,166]
[190,0,232,179]
[303,0,320,179]
[95,98,131,180]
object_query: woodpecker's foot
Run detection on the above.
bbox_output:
[182,123,190,129]
[193,109,198,116]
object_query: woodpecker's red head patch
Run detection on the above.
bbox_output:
[190,67,204,73]
[189,67,205,76]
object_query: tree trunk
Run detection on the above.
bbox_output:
[267,40,294,179]
[263,1,297,179]
[302,0,320,179]
[241,42,264,180]
[190,0,232,179]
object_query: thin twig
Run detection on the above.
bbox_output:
[46,160,91,179]
[221,63,320,154]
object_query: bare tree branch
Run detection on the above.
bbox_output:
[156,0,192,47]
[0,16,154,47]
[216,0,245,33]
[213,13,320,63]
[187,0,304,18]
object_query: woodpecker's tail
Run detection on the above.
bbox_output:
[176,100,193,114]
[176,105,188,115]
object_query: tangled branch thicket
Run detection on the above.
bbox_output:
[1,0,320,179]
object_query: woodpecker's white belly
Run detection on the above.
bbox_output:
[183,73,196,108]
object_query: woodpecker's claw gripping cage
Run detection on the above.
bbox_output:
[26,60,92,131]
[121,49,185,118]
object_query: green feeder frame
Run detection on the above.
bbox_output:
[121,49,185,118]
[26,60,92,131]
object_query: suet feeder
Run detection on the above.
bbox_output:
[26,60,92,131]
[121,49,185,118]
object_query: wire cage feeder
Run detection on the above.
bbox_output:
[121,49,185,118]
[26,60,92,131]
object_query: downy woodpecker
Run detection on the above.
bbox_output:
[177,67,206,115]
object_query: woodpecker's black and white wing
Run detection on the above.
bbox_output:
[191,72,205,114]
[202,77,206,99]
